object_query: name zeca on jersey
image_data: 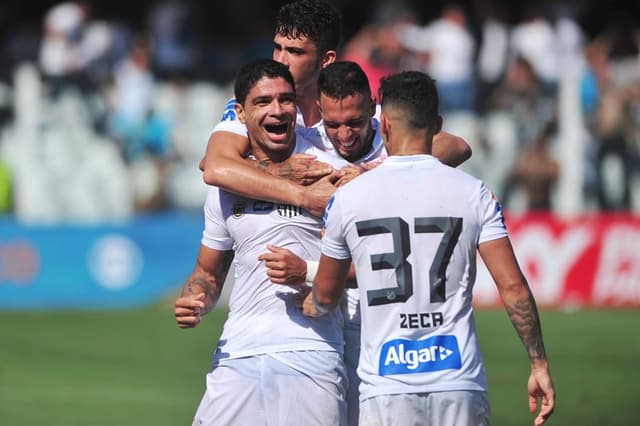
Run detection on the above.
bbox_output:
[379,335,462,376]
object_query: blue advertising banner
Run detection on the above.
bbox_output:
[0,211,203,309]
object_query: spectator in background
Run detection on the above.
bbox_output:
[510,129,560,211]
[580,31,637,211]
[107,35,171,163]
[147,0,201,81]
[489,55,556,149]
[487,55,558,209]
[397,2,476,114]
[509,5,559,96]
[475,0,509,112]
[106,34,173,211]
[0,159,11,214]
[38,1,91,96]
[551,2,586,75]
[341,2,416,99]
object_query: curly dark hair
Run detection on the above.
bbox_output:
[275,0,342,54]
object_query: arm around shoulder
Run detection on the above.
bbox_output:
[432,131,472,167]
[201,130,308,205]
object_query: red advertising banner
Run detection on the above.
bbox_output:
[474,213,640,308]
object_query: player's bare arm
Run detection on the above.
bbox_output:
[257,154,335,185]
[432,130,472,167]
[174,246,234,329]
[479,237,555,426]
[200,131,335,216]
[304,254,351,317]
[261,245,357,287]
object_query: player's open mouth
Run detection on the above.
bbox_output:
[338,138,357,148]
[265,123,289,135]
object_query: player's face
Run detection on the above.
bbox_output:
[273,33,323,93]
[236,76,297,162]
[319,92,376,162]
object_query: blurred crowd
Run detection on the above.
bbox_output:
[0,0,639,224]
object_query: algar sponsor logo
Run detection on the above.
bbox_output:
[378,335,462,376]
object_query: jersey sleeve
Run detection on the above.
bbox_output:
[477,182,508,244]
[320,190,351,260]
[201,188,233,250]
[210,97,248,137]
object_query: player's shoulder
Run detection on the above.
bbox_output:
[437,161,485,190]
[211,97,247,136]
[219,97,238,122]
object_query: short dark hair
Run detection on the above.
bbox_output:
[275,0,342,54]
[379,71,439,130]
[234,59,295,106]
[318,61,371,100]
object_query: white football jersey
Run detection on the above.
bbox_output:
[202,133,346,361]
[211,98,388,329]
[316,108,388,330]
[321,155,508,400]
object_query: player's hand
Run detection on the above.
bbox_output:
[174,293,206,329]
[268,153,334,185]
[294,285,312,309]
[301,173,339,217]
[258,244,307,285]
[301,291,326,317]
[335,164,366,187]
[528,363,555,425]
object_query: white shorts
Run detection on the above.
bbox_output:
[192,350,347,426]
[359,390,490,426]
[343,326,361,426]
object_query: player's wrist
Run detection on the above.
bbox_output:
[530,358,550,370]
[305,260,319,284]
[291,184,308,209]
[311,285,331,316]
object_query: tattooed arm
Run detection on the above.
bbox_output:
[478,237,556,426]
[174,245,234,329]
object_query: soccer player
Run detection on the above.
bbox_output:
[174,59,348,425]
[199,0,472,217]
[305,71,556,425]
[259,60,389,426]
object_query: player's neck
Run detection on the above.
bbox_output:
[388,136,432,156]
[296,90,321,127]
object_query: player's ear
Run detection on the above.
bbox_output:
[320,50,337,68]
[235,103,246,124]
[369,97,376,117]
[380,113,391,151]
[434,115,443,135]
[380,113,390,138]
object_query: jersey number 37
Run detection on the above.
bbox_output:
[356,217,462,306]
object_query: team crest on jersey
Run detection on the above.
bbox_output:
[379,335,461,376]
[277,203,303,217]
[232,201,246,218]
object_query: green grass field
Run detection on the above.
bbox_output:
[0,304,637,426]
